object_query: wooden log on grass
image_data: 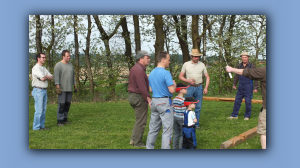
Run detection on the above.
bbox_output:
[203,97,263,104]
[220,127,258,149]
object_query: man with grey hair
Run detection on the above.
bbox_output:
[226,65,266,149]
[128,50,152,148]
[227,52,259,120]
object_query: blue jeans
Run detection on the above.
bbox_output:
[32,88,47,130]
[185,85,203,127]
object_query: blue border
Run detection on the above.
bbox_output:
[0,0,298,167]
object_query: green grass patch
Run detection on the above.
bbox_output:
[29,99,262,149]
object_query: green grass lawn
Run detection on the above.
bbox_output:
[29,96,262,149]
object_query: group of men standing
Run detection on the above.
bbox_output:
[128,49,266,149]
[128,49,210,149]
[31,48,266,149]
[31,50,76,131]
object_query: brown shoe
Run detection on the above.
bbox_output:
[41,127,50,130]
[133,142,146,148]
[57,123,64,126]
[64,121,71,124]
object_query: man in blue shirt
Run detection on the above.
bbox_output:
[146,51,176,149]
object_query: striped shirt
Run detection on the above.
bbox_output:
[172,96,186,118]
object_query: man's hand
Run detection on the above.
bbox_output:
[74,86,78,93]
[233,86,236,89]
[173,80,177,87]
[45,75,53,81]
[254,89,258,93]
[56,87,62,95]
[147,97,151,110]
[226,66,233,73]
[187,79,195,85]
[203,87,208,94]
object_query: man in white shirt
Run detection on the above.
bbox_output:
[31,53,53,131]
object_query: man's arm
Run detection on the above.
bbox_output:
[203,73,210,94]
[134,70,151,104]
[251,64,259,92]
[226,66,244,75]
[54,64,61,88]
[168,80,177,94]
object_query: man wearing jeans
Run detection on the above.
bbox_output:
[128,50,152,148]
[179,49,210,129]
[31,53,53,131]
[146,51,176,149]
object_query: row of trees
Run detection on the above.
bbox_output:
[29,15,266,99]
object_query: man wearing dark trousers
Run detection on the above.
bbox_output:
[227,52,259,120]
[54,50,77,126]
[226,65,266,149]
[128,50,152,148]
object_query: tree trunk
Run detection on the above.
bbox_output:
[121,17,134,71]
[224,15,236,65]
[153,15,164,67]
[35,15,43,54]
[93,15,125,98]
[192,15,200,52]
[42,15,55,71]
[83,15,94,94]
[173,15,189,63]
[163,19,172,75]
[133,15,141,53]
[224,15,236,93]
[218,15,227,95]
[73,15,80,90]
[203,15,207,65]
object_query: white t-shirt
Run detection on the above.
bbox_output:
[181,60,208,84]
[184,110,196,126]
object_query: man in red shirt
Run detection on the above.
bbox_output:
[128,50,152,148]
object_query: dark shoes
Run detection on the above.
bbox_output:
[130,140,146,148]
[64,121,71,124]
[133,144,146,148]
[57,123,64,126]
[38,127,50,131]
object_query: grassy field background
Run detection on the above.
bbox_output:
[29,94,262,149]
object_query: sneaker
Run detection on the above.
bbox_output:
[227,116,238,119]
[57,123,64,126]
[244,117,249,120]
